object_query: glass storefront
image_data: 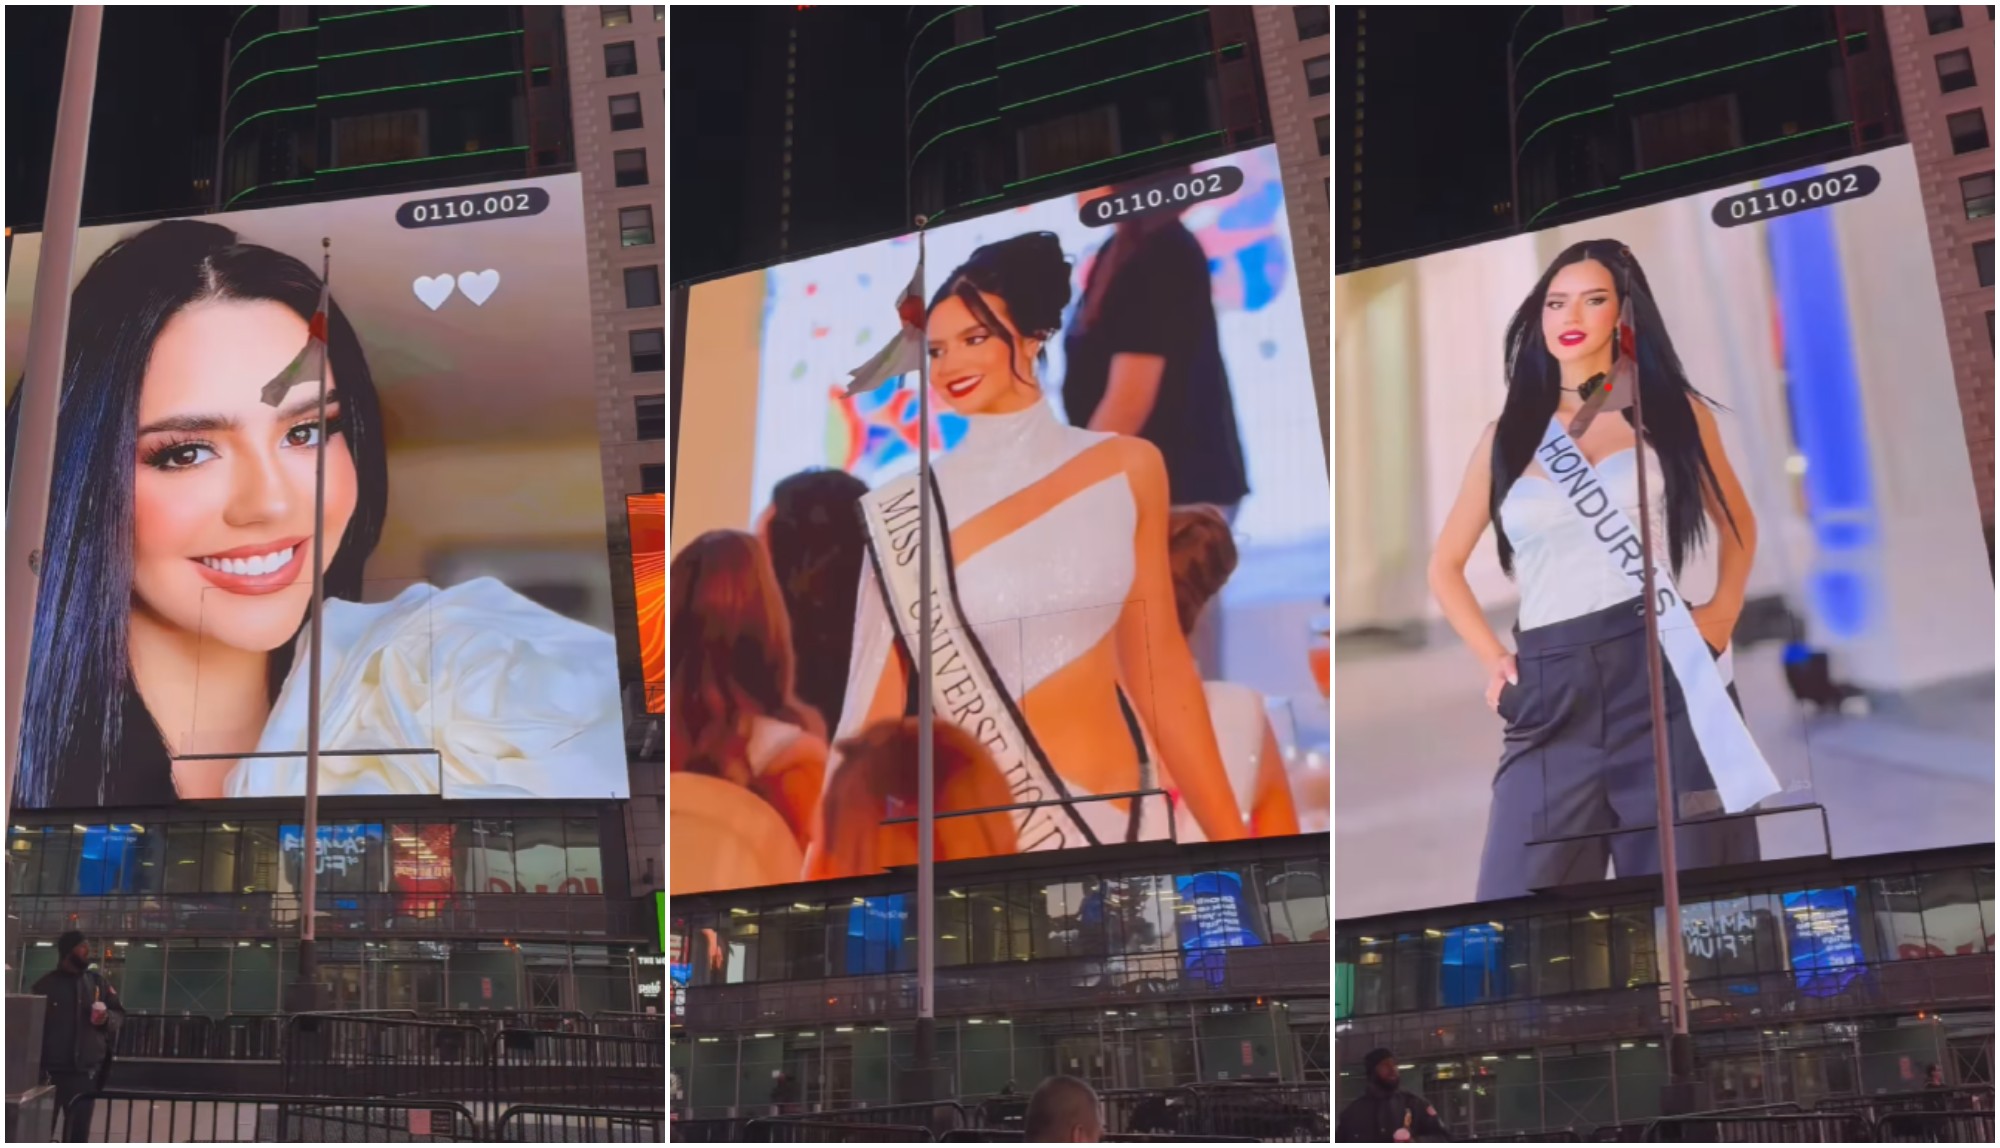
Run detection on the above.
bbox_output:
[5,816,607,898]
[7,936,646,1016]
[1336,866,1995,1018]
[676,857,1329,988]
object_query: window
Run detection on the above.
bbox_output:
[605,41,638,77]
[1988,311,1995,348]
[1976,240,1994,288]
[601,5,631,27]
[1294,5,1330,39]
[624,266,662,308]
[636,395,665,441]
[609,93,644,132]
[654,5,665,21]
[614,148,650,187]
[330,110,427,169]
[641,463,665,493]
[1964,171,1995,219]
[1927,5,1965,33]
[1016,105,1119,181]
[1633,93,1742,172]
[1305,55,1330,97]
[619,205,655,246]
[1316,114,1330,155]
[630,328,665,372]
[1950,109,1989,154]
[1938,49,1978,93]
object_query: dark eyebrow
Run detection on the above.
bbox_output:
[136,389,341,438]
[927,324,990,344]
[1545,288,1612,301]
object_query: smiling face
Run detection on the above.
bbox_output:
[1540,257,1620,365]
[130,298,359,654]
[926,290,1042,416]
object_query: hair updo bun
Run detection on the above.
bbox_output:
[927,232,1073,384]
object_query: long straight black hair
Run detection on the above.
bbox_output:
[1489,239,1737,578]
[4,220,389,808]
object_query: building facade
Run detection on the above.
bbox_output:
[1508,5,1902,231]
[220,5,573,212]
[561,4,666,920]
[1334,848,1995,1135]
[8,810,642,1014]
[1252,5,1332,457]
[3,3,665,1018]
[1881,4,1997,547]
[671,835,1331,1116]
[905,5,1272,223]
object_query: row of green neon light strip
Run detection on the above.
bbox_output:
[929,127,1224,223]
[229,28,528,111]
[231,3,425,42]
[1525,120,1854,225]
[911,44,1233,168]
[1519,32,1864,155]
[223,142,531,210]
[911,10,1213,131]
[1517,6,1802,116]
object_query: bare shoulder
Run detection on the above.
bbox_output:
[1690,396,1723,434]
[1107,434,1169,500]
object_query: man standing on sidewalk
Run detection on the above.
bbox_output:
[33,930,125,1142]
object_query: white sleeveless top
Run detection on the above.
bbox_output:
[828,400,1164,845]
[1500,448,1669,631]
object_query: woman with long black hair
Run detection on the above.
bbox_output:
[7,219,623,805]
[1427,240,1764,900]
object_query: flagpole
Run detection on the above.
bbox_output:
[4,7,101,817]
[1621,278,1692,1097]
[295,238,332,1005]
[912,214,937,1080]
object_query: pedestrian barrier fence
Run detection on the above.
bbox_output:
[493,1104,669,1142]
[63,1090,483,1142]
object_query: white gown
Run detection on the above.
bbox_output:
[223,577,628,799]
[828,400,1175,846]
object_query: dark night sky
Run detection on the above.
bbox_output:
[669,5,907,286]
[6,6,234,230]
[1354,6,1518,264]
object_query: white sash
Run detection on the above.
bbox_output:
[1537,419,1780,813]
[858,471,1097,852]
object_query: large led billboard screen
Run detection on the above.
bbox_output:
[1334,144,1993,920]
[627,493,665,715]
[672,142,1329,895]
[5,174,629,805]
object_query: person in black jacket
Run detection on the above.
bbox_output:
[1336,1048,1448,1143]
[33,929,126,1143]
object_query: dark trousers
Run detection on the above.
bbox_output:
[1476,598,1761,901]
[48,1070,97,1142]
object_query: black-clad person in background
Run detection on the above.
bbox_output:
[1063,188,1249,514]
[1335,1048,1449,1143]
[33,929,126,1142]
[1065,196,1249,675]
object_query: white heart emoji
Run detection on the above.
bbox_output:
[458,269,500,306]
[413,275,456,311]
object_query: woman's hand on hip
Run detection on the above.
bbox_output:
[1484,653,1518,712]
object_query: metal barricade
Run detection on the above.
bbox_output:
[281,1013,490,1102]
[1643,1111,1873,1142]
[1172,1082,1331,1142]
[670,1116,750,1142]
[492,1103,668,1142]
[1877,1108,1995,1142]
[491,1028,664,1110]
[742,1117,936,1142]
[68,1089,481,1142]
